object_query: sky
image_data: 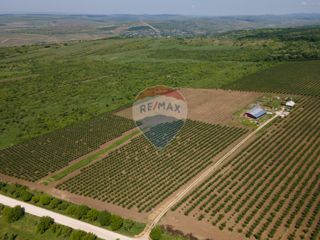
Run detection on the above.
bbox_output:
[1,0,320,15]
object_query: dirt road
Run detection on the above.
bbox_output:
[0,115,278,240]
[140,114,278,239]
[0,194,133,240]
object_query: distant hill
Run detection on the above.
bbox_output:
[0,13,320,46]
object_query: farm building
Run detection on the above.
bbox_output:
[286,100,295,107]
[245,107,267,119]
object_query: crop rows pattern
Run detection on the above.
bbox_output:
[172,97,320,240]
[223,61,320,97]
[57,120,248,212]
[0,114,135,182]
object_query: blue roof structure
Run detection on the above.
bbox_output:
[246,107,266,119]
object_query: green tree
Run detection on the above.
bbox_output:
[66,205,77,215]
[31,195,40,204]
[36,216,54,234]
[57,201,69,211]
[61,225,72,237]
[82,233,97,240]
[98,210,111,226]
[110,214,123,231]
[74,205,90,219]
[40,195,52,206]
[2,206,24,223]
[70,229,86,240]
[87,209,99,221]
[150,226,163,240]
[0,203,4,214]
[123,219,134,231]
[20,191,33,202]
[49,198,61,209]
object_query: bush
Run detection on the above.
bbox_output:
[61,225,72,237]
[31,195,40,203]
[0,203,4,214]
[110,215,123,231]
[87,209,99,221]
[82,233,97,240]
[70,229,86,240]
[2,206,24,223]
[50,223,59,233]
[0,232,18,240]
[49,199,61,209]
[150,226,163,240]
[20,191,33,202]
[98,210,111,226]
[123,219,134,231]
[74,205,90,219]
[36,216,53,234]
[40,195,52,206]
[57,201,69,211]
[66,205,77,215]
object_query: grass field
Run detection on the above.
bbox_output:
[0,211,73,240]
[172,97,320,240]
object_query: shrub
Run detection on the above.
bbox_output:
[110,215,123,231]
[57,201,69,211]
[87,209,99,221]
[1,232,18,240]
[74,205,90,219]
[49,199,61,209]
[50,223,59,233]
[123,219,134,231]
[98,210,111,226]
[40,195,52,206]
[31,195,40,203]
[0,203,4,214]
[70,229,86,240]
[66,205,77,215]
[82,233,97,240]
[21,191,33,202]
[61,225,72,237]
[2,205,24,223]
[150,226,163,240]
[36,216,54,234]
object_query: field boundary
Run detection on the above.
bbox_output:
[41,128,140,185]
[138,114,278,239]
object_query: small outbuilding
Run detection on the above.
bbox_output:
[245,107,267,119]
[286,101,295,107]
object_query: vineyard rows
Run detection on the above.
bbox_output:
[57,120,248,212]
[172,97,320,240]
[0,114,135,182]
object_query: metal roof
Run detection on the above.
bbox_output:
[246,107,267,118]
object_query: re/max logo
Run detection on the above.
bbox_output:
[140,101,181,113]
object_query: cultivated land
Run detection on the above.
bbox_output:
[168,97,320,240]
[0,25,320,240]
[116,88,263,126]
[0,114,135,181]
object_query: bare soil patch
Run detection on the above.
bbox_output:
[115,88,262,126]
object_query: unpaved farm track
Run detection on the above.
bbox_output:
[0,194,133,240]
[139,114,278,239]
[0,116,277,240]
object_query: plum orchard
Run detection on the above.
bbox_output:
[57,120,248,212]
[172,97,320,240]
[0,114,135,182]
